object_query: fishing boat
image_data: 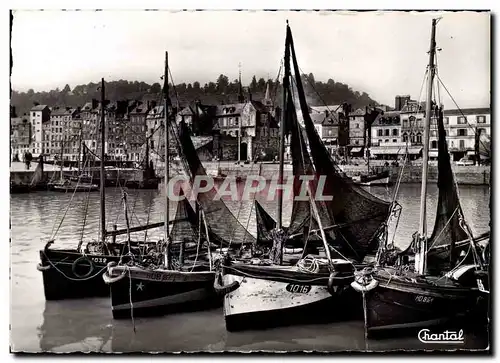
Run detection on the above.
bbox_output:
[351,18,490,337]
[36,79,157,300]
[103,52,255,319]
[217,22,392,331]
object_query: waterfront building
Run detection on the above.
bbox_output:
[30,104,50,157]
[348,108,366,156]
[10,115,32,161]
[214,97,279,162]
[80,99,100,159]
[176,101,217,136]
[444,107,491,161]
[126,101,150,165]
[48,107,81,162]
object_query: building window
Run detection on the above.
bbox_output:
[392,139,397,143]
[458,116,466,124]
[355,123,359,128]
[444,117,449,124]
[355,140,359,145]
[477,115,486,124]
[416,133,422,144]
[459,140,465,149]
[410,133,415,143]
[392,129,398,136]
[403,119,408,128]
[458,129,467,136]
[377,129,383,137]
[431,140,438,149]
[385,139,389,143]
[384,129,390,136]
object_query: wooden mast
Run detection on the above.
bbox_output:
[100,78,107,245]
[163,51,171,269]
[415,19,437,275]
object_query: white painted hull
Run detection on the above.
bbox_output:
[222,267,349,331]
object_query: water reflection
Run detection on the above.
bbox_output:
[38,299,113,353]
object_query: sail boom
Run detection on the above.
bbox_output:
[105,219,186,237]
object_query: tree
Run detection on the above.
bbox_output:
[250,75,257,90]
[150,82,162,93]
[257,77,266,92]
[216,74,229,93]
[193,81,200,90]
[62,84,71,93]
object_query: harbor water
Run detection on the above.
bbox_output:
[10,184,490,352]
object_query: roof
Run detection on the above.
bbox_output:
[400,101,426,113]
[30,104,48,111]
[373,111,401,126]
[349,108,365,116]
[130,105,149,115]
[443,108,490,116]
[216,103,246,117]
[81,102,95,111]
[50,107,76,116]
[250,100,269,114]
[147,105,165,118]
[310,105,342,114]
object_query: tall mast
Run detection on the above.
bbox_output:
[100,78,106,245]
[163,51,171,269]
[277,22,290,230]
[415,19,437,275]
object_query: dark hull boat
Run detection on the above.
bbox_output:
[360,268,481,336]
[104,264,218,319]
[38,240,155,300]
[353,19,490,338]
[37,79,160,301]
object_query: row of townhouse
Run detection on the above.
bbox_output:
[359,97,491,161]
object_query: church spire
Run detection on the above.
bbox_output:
[264,80,272,106]
[238,62,245,103]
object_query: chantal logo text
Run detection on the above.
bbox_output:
[418,329,465,344]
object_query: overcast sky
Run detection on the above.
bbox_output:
[10,10,490,108]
